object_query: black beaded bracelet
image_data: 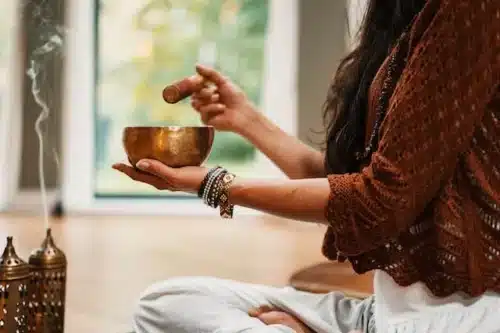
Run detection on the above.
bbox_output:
[198,177,209,198]
[199,167,236,217]
[202,167,225,206]
[219,172,236,219]
[207,170,227,208]
[198,166,221,198]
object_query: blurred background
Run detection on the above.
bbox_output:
[0,1,371,332]
[95,0,269,195]
[4,0,354,206]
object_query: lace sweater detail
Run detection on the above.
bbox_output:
[322,0,500,297]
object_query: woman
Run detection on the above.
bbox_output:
[113,0,500,332]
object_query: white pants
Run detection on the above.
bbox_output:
[132,277,375,333]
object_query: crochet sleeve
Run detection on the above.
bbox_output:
[325,0,500,256]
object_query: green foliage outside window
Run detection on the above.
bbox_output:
[95,0,269,195]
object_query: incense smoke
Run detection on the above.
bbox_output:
[26,11,64,229]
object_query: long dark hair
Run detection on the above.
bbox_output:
[324,0,427,174]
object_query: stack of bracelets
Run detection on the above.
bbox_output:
[198,166,236,219]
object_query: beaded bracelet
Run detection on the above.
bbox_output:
[203,168,225,206]
[200,167,222,201]
[206,170,227,208]
[199,167,236,218]
[219,172,236,219]
[198,166,221,198]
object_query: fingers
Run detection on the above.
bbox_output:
[194,86,219,101]
[257,311,292,325]
[192,98,226,126]
[192,93,219,110]
[196,64,227,86]
[200,110,226,127]
[112,163,172,190]
[254,310,314,333]
[200,103,225,114]
[190,75,228,127]
[248,305,274,318]
[193,93,219,104]
[135,159,175,181]
[191,86,221,112]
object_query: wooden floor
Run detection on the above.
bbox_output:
[0,214,372,333]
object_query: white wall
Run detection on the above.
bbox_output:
[297,0,369,148]
[347,0,368,47]
[12,0,371,213]
[297,0,348,147]
[0,0,22,210]
[17,0,353,189]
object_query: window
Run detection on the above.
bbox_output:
[0,0,21,210]
[63,0,297,214]
[96,0,271,197]
[347,0,367,47]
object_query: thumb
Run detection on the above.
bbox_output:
[136,159,174,180]
[256,311,288,325]
[248,305,274,318]
[196,64,227,86]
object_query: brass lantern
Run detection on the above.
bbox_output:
[0,236,30,333]
[28,229,67,333]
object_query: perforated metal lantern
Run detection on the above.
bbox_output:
[28,229,67,333]
[0,236,30,333]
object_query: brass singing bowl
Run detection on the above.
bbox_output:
[123,126,215,168]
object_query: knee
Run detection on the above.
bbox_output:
[139,276,224,302]
[132,276,224,332]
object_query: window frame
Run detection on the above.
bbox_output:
[346,0,367,48]
[0,0,22,211]
[62,0,299,215]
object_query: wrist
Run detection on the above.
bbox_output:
[199,166,237,218]
[227,176,242,205]
[236,107,273,143]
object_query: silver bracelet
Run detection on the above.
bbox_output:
[207,170,226,208]
[203,168,224,206]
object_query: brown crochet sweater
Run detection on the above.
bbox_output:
[322,0,500,297]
